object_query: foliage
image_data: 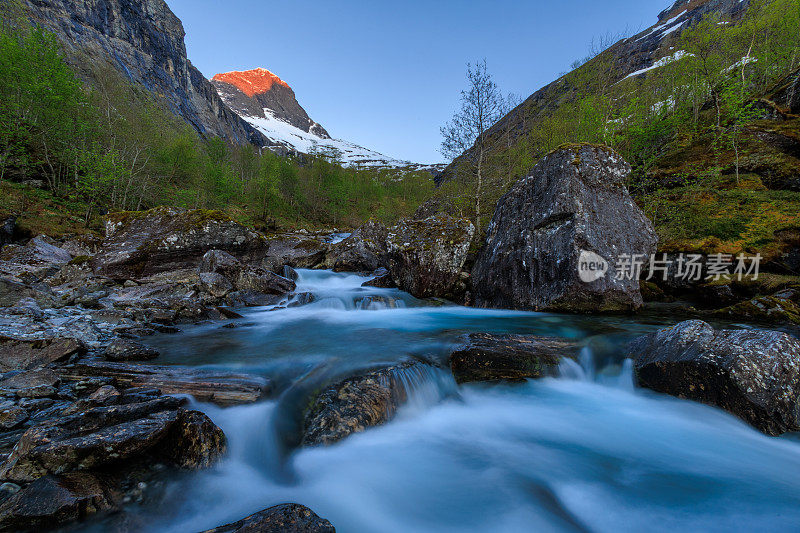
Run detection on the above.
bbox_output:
[0,21,434,230]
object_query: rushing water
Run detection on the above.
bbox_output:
[119,270,800,532]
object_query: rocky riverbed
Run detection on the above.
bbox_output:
[0,145,798,531]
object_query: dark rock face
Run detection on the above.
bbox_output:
[199,249,296,300]
[23,0,269,146]
[91,207,268,280]
[473,145,658,312]
[201,503,335,533]
[0,472,117,531]
[449,333,578,384]
[361,268,395,288]
[629,320,800,435]
[385,215,475,299]
[161,409,227,469]
[103,339,160,361]
[325,221,389,272]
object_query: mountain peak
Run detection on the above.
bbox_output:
[212,68,291,97]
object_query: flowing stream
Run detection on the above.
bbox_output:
[111,270,800,532]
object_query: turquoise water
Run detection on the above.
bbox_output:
[131,270,800,532]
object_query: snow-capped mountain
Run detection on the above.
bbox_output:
[212,68,439,171]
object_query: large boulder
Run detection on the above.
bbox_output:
[201,503,335,533]
[385,215,475,299]
[629,320,800,435]
[324,221,389,272]
[449,333,578,384]
[0,236,73,281]
[261,233,328,273]
[0,472,118,531]
[91,207,267,280]
[0,397,226,482]
[472,144,658,312]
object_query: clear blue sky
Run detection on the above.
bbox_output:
[167,0,671,164]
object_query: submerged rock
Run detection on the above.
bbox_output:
[449,333,578,384]
[361,267,395,288]
[200,503,335,533]
[472,144,658,312]
[629,320,800,435]
[91,207,267,280]
[385,214,474,299]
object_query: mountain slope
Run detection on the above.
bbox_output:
[436,0,751,185]
[20,0,267,146]
[212,67,441,171]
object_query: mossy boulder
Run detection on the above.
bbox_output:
[385,214,474,299]
[473,144,657,312]
[91,207,267,280]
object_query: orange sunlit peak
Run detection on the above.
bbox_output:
[212,68,290,97]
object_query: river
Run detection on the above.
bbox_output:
[106,269,800,532]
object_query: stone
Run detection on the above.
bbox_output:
[0,237,73,280]
[472,144,658,312]
[261,234,329,273]
[200,503,335,533]
[0,405,27,430]
[629,320,800,435]
[0,397,185,482]
[385,214,475,299]
[104,339,160,362]
[0,369,59,399]
[90,207,267,280]
[361,267,395,288]
[0,472,117,531]
[325,220,389,272]
[161,410,226,469]
[58,361,270,406]
[235,267,296,295]
[0,337,84,372]
[200,249,242,276]
[302,362,442,446]
[711,293,800,325]
[0,277,57,308]
[449,333,577,384]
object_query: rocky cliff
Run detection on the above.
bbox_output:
[21,0,268,146]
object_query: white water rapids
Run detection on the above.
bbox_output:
[105,270,800,532]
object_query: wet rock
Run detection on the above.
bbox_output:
[200,503,335,533]
[325,220,389,272]
[629,320,800,435]
[104,339,160,362]
[0,277,57,308]
[0,472,118,531]
[58,361,270,406]
[472,144,658,312]
[200,249,241,277]
[0,405,27,431]
[91,207,267,280]
[287,292,315,308]
[0,397,185,482]
[302,362,441,446]
[236,267,295,295]
[361,267,395,288]
[449,333,578,384]
[161,410,226,469]
[0,336,84,372]
[62,385,121,415]
[0,369,59,399]
[385,214,475,299]
[0,237,73,280]
[261,234,329,273]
